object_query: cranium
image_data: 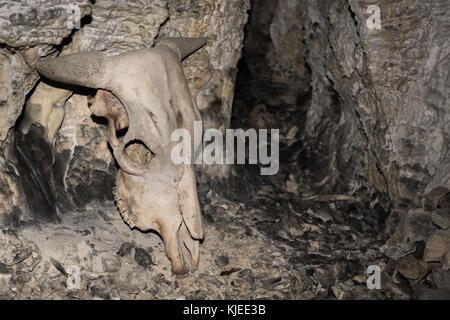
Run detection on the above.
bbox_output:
[35,38,207,274]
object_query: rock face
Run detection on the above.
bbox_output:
[161,0,250,176]
[243,0,449,207]
[0,0,92,143]
[233,0,449,284]
[0,0,250,221]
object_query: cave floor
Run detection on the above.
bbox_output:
[0,168,417,300]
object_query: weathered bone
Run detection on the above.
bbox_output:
[35,52,109,89]
[35,38,207,274]
[89,89,128,148]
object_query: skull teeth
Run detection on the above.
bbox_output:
[112,187,136,228]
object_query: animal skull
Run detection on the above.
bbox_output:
[35,38,207,274]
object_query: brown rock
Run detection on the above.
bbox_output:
[432,209,450,230]
[403,209,437,242]
[395,255,429,280]
[432,268,450,289]
[423,229,450,262]
[415,288,450,300]
[443,250,450,271]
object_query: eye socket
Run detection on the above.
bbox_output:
[124,140,153,166]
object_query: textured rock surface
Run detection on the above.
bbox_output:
[232,0,449,294]
[53,94,116,211]
[238,0,449,207]
[161,0,251,176]
[423,229,450,262]
[0,0,92,143]
[0,0,91,48]
[0,0,250,220]
[0,50,38,144]
[73,0,168,54]
[0,168,417,300]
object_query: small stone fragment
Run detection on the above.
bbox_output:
[89,285,111,300]
[381,242,417,260]
[423,229,450,262]
[136,292,154,300]
[403,209,436,242]
[432,268,450,289]
[8,249,32,266]
[237,269,253,278]
[220,268,241,276]
[431,209,450,230]
[101,254,121,273]
[134,247,155,269]
[50,258,68,276]
[0,262,8,274]
[395,255,429,280]
[331,283,352,300]
[117,242,133,257]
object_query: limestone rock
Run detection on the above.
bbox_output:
[415,288,450,300]
[423,229,450,262]
[432,209,450,230]
[243,0,449,207]
[432,268,450,289]
[0,0,92,143]
[395,255,429,280]
[0,0,91,48]
[18,81,71,143]
[53,94,116,210]
[93,253,122,273]
[403,209,437,242]
[134,247,155,270]
[0,50,38,143]
[381,242,417,260]
[0,155,21,223]
[74,0,168,54]
[1,0,251,219]
[161,0,251,177]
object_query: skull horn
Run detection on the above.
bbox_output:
[155,37,208,61]
[34,52,110,89]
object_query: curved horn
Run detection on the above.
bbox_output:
[155,37,208,61]
[35,52,110,89]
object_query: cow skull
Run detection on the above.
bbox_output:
[35,38,207,274]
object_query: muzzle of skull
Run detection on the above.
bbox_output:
[91,90,202,275]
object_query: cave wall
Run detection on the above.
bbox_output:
[0,0,448,226]
[237,0,449,270]
[242,0,449,211]
[0,0,250,222]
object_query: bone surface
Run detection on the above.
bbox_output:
[35,38,206,274]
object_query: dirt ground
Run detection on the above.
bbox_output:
[0,165,419,300]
